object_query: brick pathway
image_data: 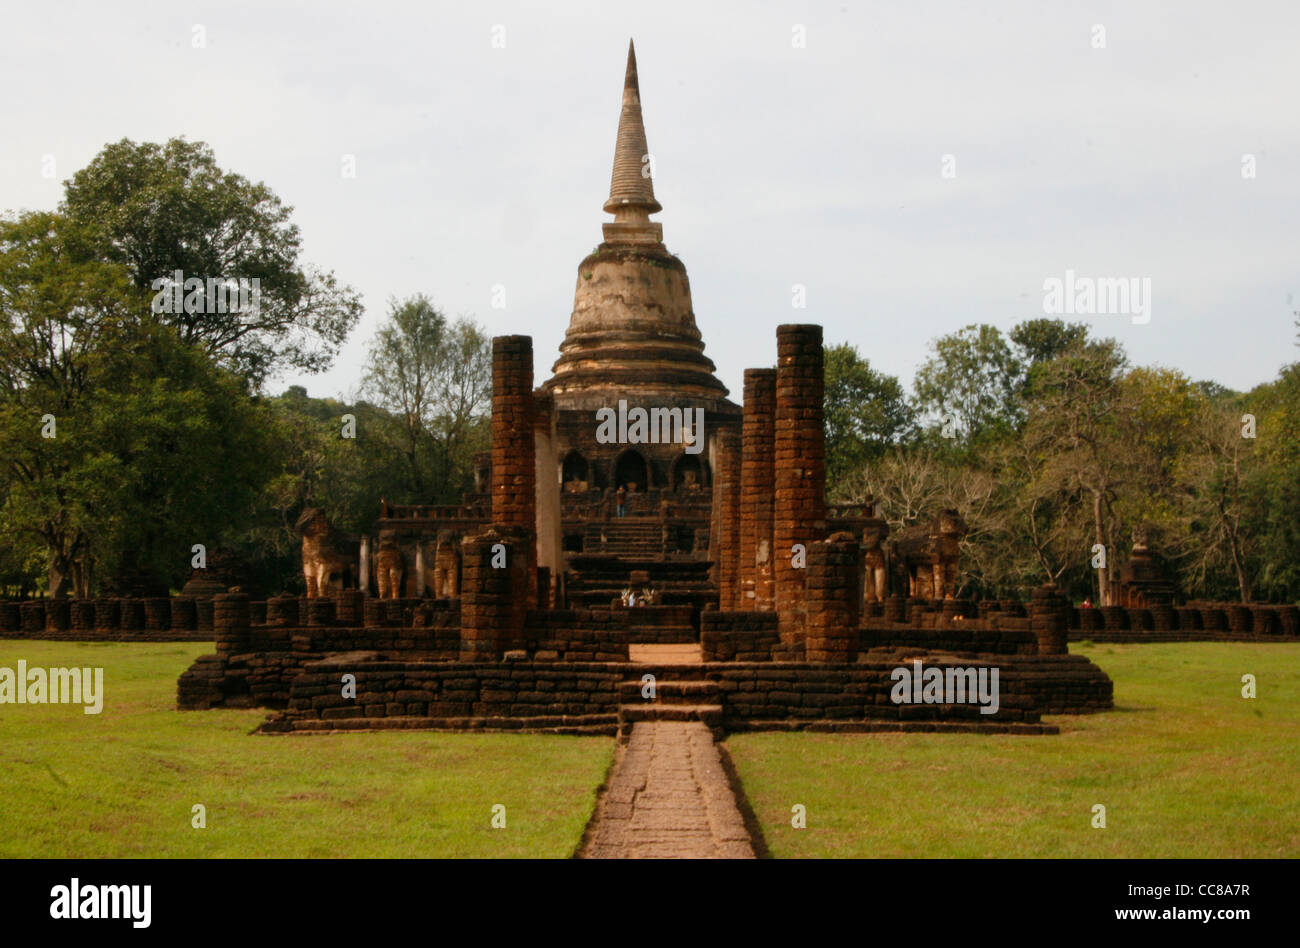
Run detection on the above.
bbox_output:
[579,721,755,859]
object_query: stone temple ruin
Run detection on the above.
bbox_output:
[3,44,1294,735]
[167,41,1118,737]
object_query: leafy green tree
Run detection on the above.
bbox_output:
[913,324,1023,446]
[0,211,141,595]
[1246,363,1300,600]
[75,323,277,593]
[0,210,280,595]
[824,342,913,490]
[60,137,363,386]
[360,295,491,504]
[1020,339,1129,604]
[1010,318,1089,365]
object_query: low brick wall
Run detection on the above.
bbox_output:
[862,620,1039,656]
[276,661,625,724]
[1068,601,1300,642]
[634,656,1111,724]
[702,612,781,661]
[183,650,1114,730]
[178,650,310,710]
[289,624,458,657]
[526,627,630,662]
[523,610,631,661]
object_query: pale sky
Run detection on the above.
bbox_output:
[3,0,1298,401]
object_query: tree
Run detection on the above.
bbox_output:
[823,342,913,490]
[913,324,1023,446]
[0,211,139,595]
[0,210,279,595]
[360,296,492,504]
[1020,339,1129,605]
[1010,318,1089,366]
[998,435,1092,593]
[74,323,277,593]
[1180,392,1258,601]
[60,137,363,386]
[1246,363,1300,600]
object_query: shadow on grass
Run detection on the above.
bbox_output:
[718,739,772,859]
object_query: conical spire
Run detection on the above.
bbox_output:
[544,39,735,408]
[604,39,662,215]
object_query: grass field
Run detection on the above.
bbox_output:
[0,642,613,858]
[4,640,1297,859]
[726,643,1300,857]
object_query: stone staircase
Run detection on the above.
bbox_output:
[584,519,663,556]
[564,554,718,610]
[616,678,723,742]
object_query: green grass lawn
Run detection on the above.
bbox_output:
[0,641,613,858]
[726,643,1300,858]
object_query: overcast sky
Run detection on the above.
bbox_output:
[4,1,1298,402]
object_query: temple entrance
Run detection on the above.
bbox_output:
[614,450,648,493]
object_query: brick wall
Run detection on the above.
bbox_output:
[275,661,625,725]
[248,651,1112,732]
[1068,601,1300,642]
[701,611,780,661]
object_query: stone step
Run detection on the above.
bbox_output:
[616,703,724,742]
[264,713,619,735]
[617,679,720,703]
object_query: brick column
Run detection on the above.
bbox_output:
[773,325,826,640]
[805,533,861,663]
[1030,584,1069,655]
[739,368,776,610]
[459,529,527,660]
[213,592,250,655]
[715,425,742,608]
[491,336,537,612]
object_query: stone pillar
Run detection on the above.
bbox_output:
[739,368,776,610]
[358,537,370,595]
[415,544,426,596]
[142,597,170,630]
[44,598,70,633]
[93,598,119,632]
[459,529,526,660]
[266,593,298,628]
[334,590,362,625]
[533,390,564,608]
[805,533,861,663]
[119,598,144,631]
[213,592,250,655]
[1030,584,1069,655]
[491,336,537,611]
[71,600,95,633]
[773,325,826,641]
[19,601,44,636]
[715,425,742,609]
[306,597,335,627]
